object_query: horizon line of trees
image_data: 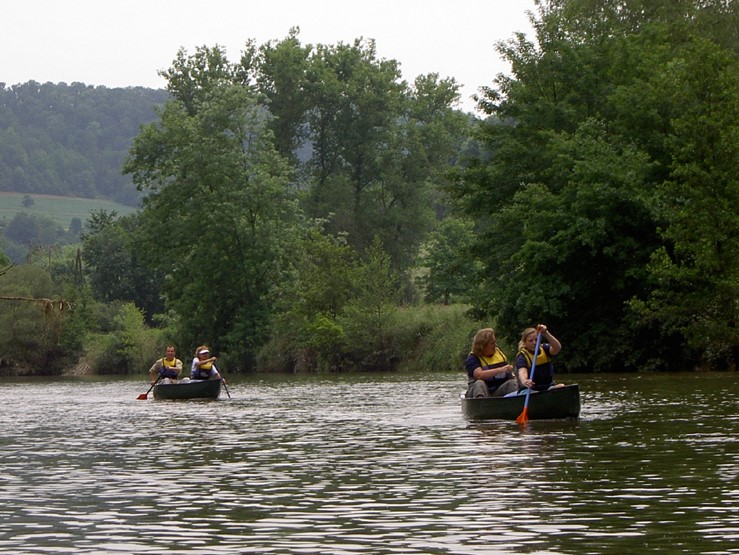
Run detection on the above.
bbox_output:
[0,0,736,376]
[0,81,168,205]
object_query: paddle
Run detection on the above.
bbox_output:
[137,374,163,400]
[515,332,542,425]
[210,356,230,399]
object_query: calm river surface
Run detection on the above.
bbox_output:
[1,372,737,554]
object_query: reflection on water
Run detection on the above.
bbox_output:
[0,373,737,554]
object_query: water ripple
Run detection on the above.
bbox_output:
[0,373,737,554]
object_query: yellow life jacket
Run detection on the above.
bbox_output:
[162,357,177,368]
[471,347,512,390]
[518,347,550,368]
[476,347,508,370]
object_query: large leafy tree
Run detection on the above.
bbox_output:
[304,40,471,276]
[124,46,300,369]
[260,224,357,372]
[249,28,313,162]
[451,0,738,371]
[417,217,482,305]
[81,210,164,321]
[246,32,470,280]
[631,36,739,369]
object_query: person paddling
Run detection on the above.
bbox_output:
[190,345,225,383]
[515,324,564,391]
[148,345,183,384]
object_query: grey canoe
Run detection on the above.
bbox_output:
[153,379,221,400]
[461,383,580,421]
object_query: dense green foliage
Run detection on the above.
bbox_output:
[251,30,470,275]
[117,35,469,371]
[451,0,738,371]
[0,265,67,373]
[125,49,302,369]
[0,82,168,204]
[81,210,164,320]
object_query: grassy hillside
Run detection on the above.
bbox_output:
[0,193,138,230]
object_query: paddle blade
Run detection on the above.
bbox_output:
[515,407,529,425]
[137,392,148,400]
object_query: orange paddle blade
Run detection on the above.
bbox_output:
[515,407,529,425]
[137,392,148,400]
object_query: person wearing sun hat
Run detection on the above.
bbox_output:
[190,345,225,382]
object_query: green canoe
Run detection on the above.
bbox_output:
[461,384,580,421]
[153,379,221,400]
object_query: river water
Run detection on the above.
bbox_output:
[0,372,737,554]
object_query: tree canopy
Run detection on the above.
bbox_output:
[451,0,738,371]
[123,36,471,369]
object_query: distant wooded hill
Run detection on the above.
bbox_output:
[0,81,169,206]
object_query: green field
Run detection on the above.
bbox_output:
[0,193,138,229]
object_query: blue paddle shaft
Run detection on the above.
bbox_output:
[522,332,543,410]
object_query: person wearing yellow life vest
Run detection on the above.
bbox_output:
[190,345,225,382]
[148,345,183,384]
[515,324,564,391]
[465,328,518,398]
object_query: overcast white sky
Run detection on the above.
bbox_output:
[2,0,537,114]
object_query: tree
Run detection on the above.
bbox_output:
[69,217,82,236]
[4,212,63,246]
[291,36,470,278]
[339,237,400,370]
[630,37,739,369]
[260,224,357,372]
[252,28,312,161]
[417,217,482,305]
[81,210,164,321]
[451,0,738,371]
[113,302,160,373]
[0,265,68,371]
[124,46,301,369]
[302,39,407,250]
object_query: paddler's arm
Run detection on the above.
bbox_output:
[473,364,513,381]
[517,366,534,389]
[148,359,162,384]
[536,324,561,355]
